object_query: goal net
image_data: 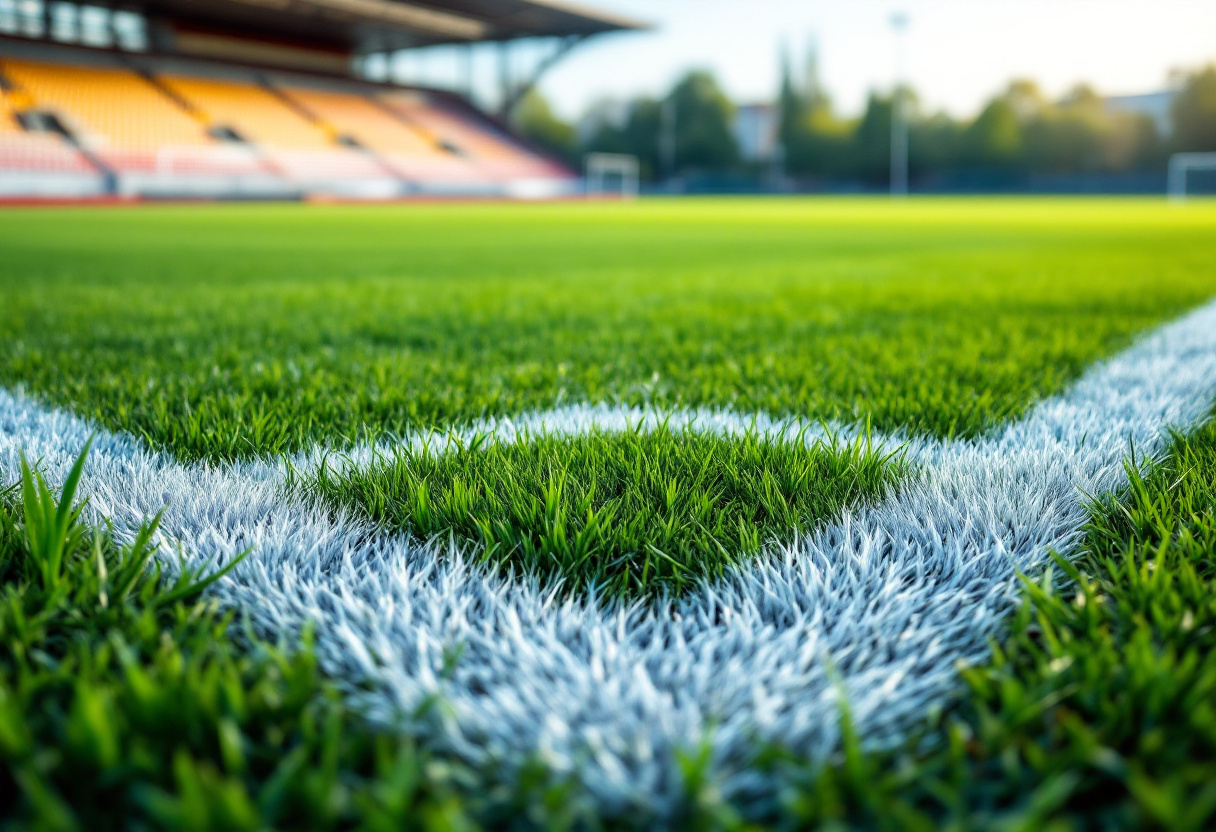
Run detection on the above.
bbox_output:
[1168,153,1216,202]
[585,153,640,200]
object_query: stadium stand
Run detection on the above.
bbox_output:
[0,82,16,129]
[0,1,642,199]
[2,58,210,155]
[161,75,331,152]
[0,60,104,194]
[380,90,569,183]
[0,52,285,194]
[158,73,397,195]
[267,79,461,190]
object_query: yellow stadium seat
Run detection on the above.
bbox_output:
[162,76,333,151]
[0,88,17,133]
[380,91,528,163]
[1,59,211,152]
[279,85,439,157]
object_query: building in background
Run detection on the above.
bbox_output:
[733,102,778,163]
[1106,89,1177,136]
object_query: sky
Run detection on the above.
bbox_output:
[526,0,1216,121]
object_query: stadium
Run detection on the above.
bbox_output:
[2,2,1216,831]
[0,0,644,198]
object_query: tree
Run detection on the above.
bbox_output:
[777,45,804,158]
[582,97,662,181]
[666,70,739,174]
[1172,65,1216,151]
[577,59,1169,188]
[849,93,896,183]
[512,90,576,162]
[963,99,1023,168]
[786,102,852,178]
[910,113,963,177]
[776,45,852,179]
[1024,85,1142,174]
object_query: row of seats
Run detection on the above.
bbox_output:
[164,75,332,151]
[0,83,15,131]
[0,56,567,187]
[0,79,97,174]
[4,60,208,149]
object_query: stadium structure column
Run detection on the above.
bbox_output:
[497,41,510,116]
[463,44,475,100]
[499,35,586,118]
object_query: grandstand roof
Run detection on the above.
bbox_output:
[140,0,647,52]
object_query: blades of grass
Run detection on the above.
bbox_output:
[19,438,93,592]
[153,547,252,609]
[306,424,904,600]
[53,435,94,561]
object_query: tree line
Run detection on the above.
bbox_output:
[513,61,1216,187]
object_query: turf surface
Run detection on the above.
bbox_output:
[5,404,1216,830]
[3,197,1216,828]
[308,426,901,598]
[757,410,1216,832]
[4,197,1214,602]
[0,452,481,832]
[3,199,1215,463]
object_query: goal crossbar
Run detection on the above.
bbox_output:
[585,153,640,200]
[1168,152,1216,202]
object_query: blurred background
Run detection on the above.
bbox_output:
[0,0,1213,198]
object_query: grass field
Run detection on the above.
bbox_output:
[3,200,1215,458]
[2,197,1216,829]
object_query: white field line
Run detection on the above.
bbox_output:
[2,298,1216,818]
[283,403,935,479]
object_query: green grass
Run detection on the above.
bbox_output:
[7,410,1216,831]
[0,449,486,832]
[308,426,902,598]
[5,198,1214,603]
[2,199,1215,463]
[751,413,1216,832]
[4,198,1216,828]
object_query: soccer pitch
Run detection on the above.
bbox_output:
[3,198,1216,828]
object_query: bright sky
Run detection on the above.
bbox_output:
[536,0,1216,120]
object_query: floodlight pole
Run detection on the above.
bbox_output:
[890,11,909,198]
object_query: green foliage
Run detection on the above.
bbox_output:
[583,69,737,179]
[310,426,902,599]
[755,413,1216,831]
[511,90,576,162]
[667,71,739,173]
[778,65,1161,184]
[1172,64,1216,152]
[3,200,1215,465]
[0,446,484,831]
[582,96,662,179]
[964,99,1023,167]
[1021,85,1155,175]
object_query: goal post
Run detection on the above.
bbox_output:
[585,153,640,199]
[1168,152,1216,202]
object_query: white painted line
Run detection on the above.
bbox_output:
[2,298,1216,818]
[285,402,932,478]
